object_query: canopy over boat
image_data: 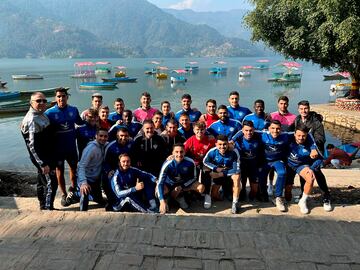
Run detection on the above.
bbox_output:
[115,66,126,70]
[95,61,111,65]
[74,62,95,67]
[172,69,187,74]
[240,65,253,69]
[213,61,227,64]
[157,66,169,71]
[256,59,270,63]
[279,61,302,68]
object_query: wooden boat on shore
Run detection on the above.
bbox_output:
[0,101,29,114]
[19,87,70,97]
[12,74,43,80]
[79,82,117,89]
[102,77,137,83]
[0,91,21,101]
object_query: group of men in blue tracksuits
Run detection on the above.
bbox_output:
[22,87,332,215]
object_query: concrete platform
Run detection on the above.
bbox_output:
[0,168,359,270]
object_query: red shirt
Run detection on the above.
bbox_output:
[324,148,352,166]
[200,113,219,128]
[99,119,112,130]
[184,135,216,166]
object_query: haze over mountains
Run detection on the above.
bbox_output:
[0,0,263,58]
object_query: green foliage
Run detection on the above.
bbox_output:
[245,0,360,83]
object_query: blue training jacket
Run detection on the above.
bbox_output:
[174,108,201,123]
[207,118,242,139]
[227,105,251,122]
[45,104,83,154]
[203,147,240,176]
[157,157,197,200]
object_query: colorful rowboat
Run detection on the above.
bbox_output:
[102,77,137,83]
[79,82,117,89]
[0,91,20,101]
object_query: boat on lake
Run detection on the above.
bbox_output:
[95,61,112,74]
[102,77,137,83]
[323,72,350,81]
[330,83,352,97]
[79,82,117,89]
[12,74,43,80]
[70,62,96,78]
[0,101,29,114]
[0,81,7,87]
[19,86,70,97]
[209,67,227,74]
[170,69,188,83]
[114,66,127,77]
[0,91,20,101]
[185,61,199,72]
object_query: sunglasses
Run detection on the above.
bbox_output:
[33,99,47,104]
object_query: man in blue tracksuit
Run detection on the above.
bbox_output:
[227,91,252,122]
[286,124,329,214]
[174,94,201,123]
[157,143,205,214]
[242,99,270,131]
[231,120,264,201]
[108,110,142,141]
[108,98,125,123]
[76,108,98,159]
[203,135,241,214]
[259,120,318,212]
[109,153,157,212]
[77,128,108,211]
[207,105,242,139]
[45,87,83,207]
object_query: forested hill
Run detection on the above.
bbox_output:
[0,0,263,58]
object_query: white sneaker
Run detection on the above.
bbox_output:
[323,199,332,212]
[204,194,212,209]
[267,184,273,196]
[275,197,286,212]
[176,196,189,209]
[298,198,309,214]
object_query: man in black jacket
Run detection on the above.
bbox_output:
[292,100,326,154]
[21,92,58,210]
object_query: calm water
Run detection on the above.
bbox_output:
[0,57,349,170]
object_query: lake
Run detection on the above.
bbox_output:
[0,57,351,170]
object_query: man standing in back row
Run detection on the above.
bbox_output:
[45,88,83,207]
[21,92,58,210]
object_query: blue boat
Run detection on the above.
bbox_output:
[209,67,227,74]
[79,82,117,89]
[102,77,137,83]
[0,91,20,101]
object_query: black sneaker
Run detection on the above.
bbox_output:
[61,194,71,207]
[66,191,80,205]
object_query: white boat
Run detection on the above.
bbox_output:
[70,62,96,78]
[12,74,43,80]
[330,83,351,97]
[170,76,187,83]
[238,71,251,77]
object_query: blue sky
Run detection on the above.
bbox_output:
[147,0,253,11]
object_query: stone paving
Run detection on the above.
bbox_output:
[0,168,359,270]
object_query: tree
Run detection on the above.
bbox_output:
[245,0,360,97]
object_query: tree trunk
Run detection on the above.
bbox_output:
[350,79,360,98]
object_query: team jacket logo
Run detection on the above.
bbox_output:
[290,153,298,160]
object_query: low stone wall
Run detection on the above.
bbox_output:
[312,103,360,132]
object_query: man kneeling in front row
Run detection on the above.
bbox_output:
[203,135,241,214]
[108,153,158,213]
[157,143,205,214]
